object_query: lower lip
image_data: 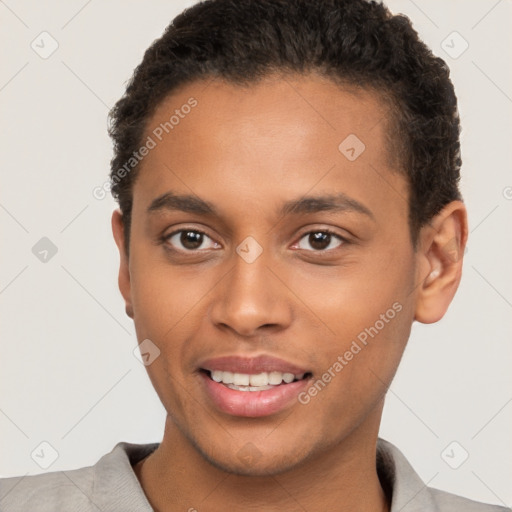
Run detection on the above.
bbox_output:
[200,372,310,418]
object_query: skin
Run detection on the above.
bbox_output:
[112,73,468,512]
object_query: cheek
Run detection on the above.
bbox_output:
[296,303,412,442]
[296,246,414,398]
[128,262,192,394]
[297,244,413,333]
[129,245,202,336]
[128,258,200,415]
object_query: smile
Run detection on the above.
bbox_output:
[198,360,313,417]
[208,370,307,391]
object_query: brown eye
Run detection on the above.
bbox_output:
[296,230,345,252]
[165,229,219,252]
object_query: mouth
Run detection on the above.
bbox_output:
[200,368,312,392]
[197,356,313,417]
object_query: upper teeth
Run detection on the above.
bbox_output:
[210,370,305,386]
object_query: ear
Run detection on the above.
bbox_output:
[111,209,134,319]
[414,200,468,324]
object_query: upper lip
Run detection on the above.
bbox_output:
[199,355,309,375]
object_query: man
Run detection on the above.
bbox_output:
[0,0,507,510]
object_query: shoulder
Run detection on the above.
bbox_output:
[0,441,159,512]
[427,487,510,512]
[0,464,95,512]
[377,438,509,512]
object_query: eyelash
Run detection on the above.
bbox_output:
[161,227,349,255]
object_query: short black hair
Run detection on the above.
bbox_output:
[108,0,462,255]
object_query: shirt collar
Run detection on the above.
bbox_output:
[377,438,438,511]
[93,441,158,511]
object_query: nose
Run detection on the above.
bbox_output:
[208,244,293,338]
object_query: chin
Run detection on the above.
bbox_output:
[188,432,317,477]
[203,450,306,477]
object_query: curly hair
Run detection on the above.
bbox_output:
[108,0,462,255]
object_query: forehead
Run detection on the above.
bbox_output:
[132,73,408,227]
[144,73,392,155]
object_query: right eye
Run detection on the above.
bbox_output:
[163,229,221,252]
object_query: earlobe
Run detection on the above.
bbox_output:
[414,201,468,324]
[111,209,134,320]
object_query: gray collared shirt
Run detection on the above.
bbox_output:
[0,438,508,511]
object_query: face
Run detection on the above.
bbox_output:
[114,74,421,476]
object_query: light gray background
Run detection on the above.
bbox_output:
[1,0,511,507]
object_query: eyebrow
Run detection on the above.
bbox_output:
[147,191,375,221]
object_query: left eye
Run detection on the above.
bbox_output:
[295,230,346,252]
[165,230,219,251]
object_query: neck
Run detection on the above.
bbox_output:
[134,410,389,512]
